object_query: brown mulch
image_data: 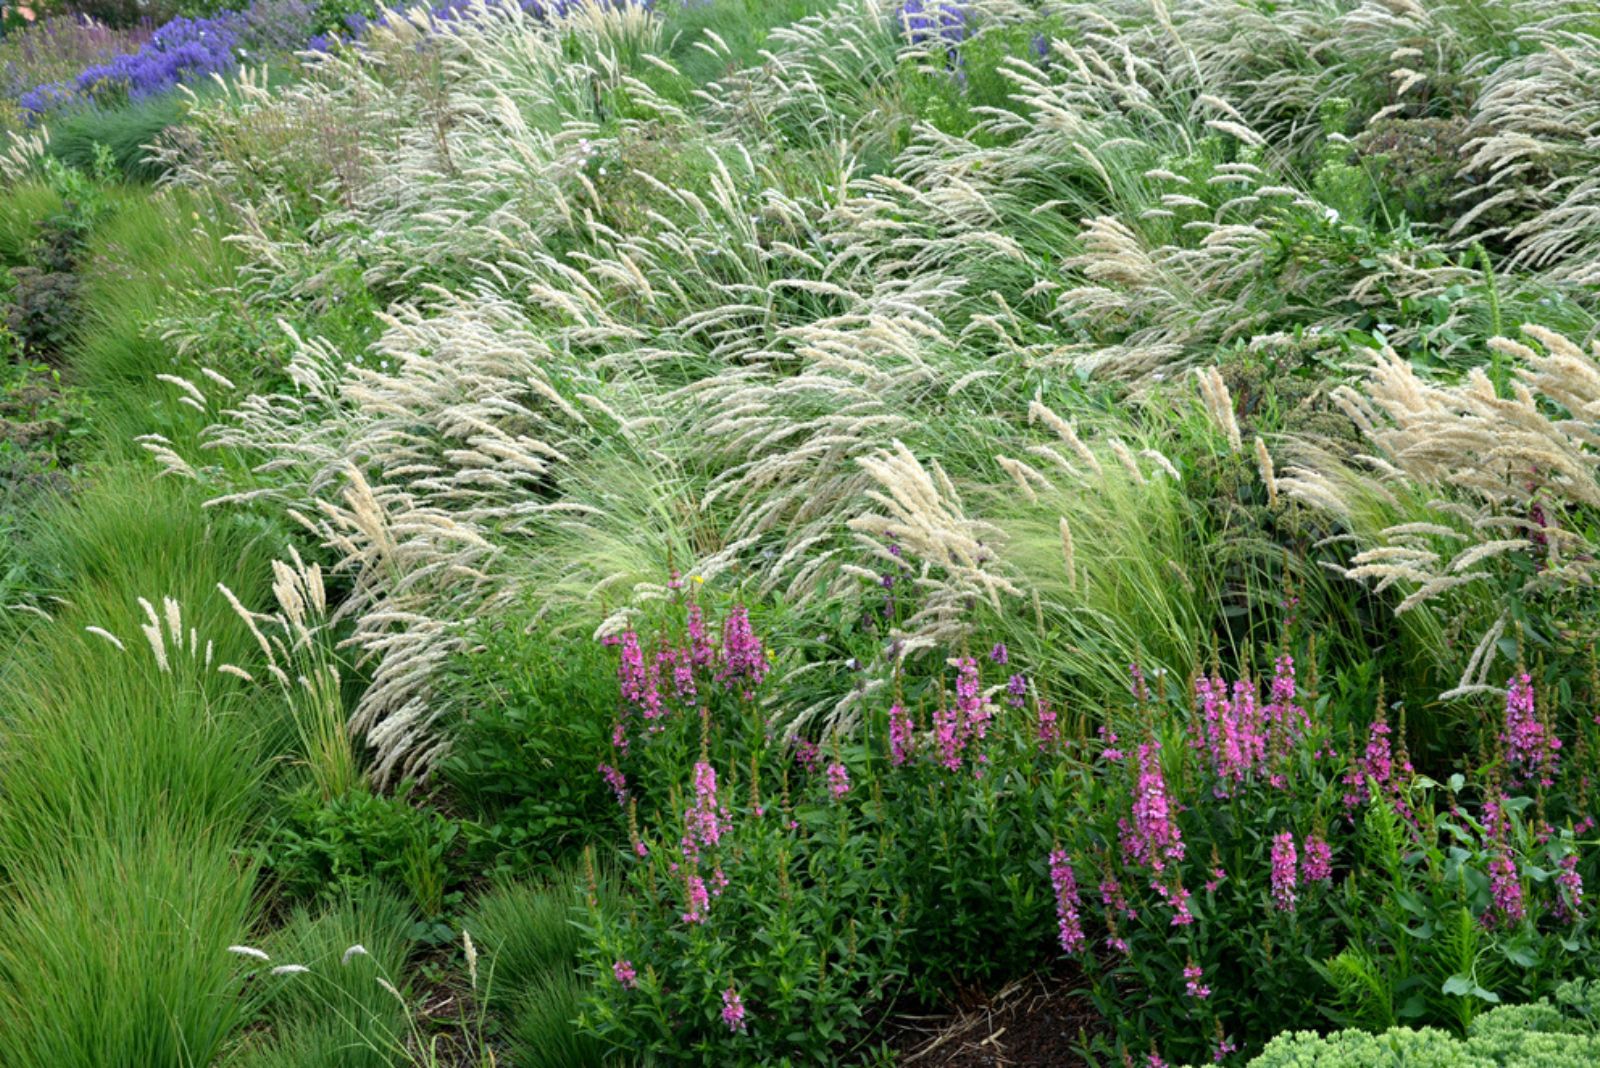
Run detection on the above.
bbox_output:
[878,971,1102,1067]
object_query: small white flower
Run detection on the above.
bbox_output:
[271,964,311,976]
[341,944,370,966]
[1323,206,1340,223]
[598,167,607,177]
[228,945,270,962]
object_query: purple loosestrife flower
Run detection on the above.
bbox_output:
[1503,672,1561,788]
[686,601,714,670]
[826,761,851,799]
[1302,834,1333,883]
[597,763,627,805]
[1486,848,1525,928]
[721,987,747,1033]
[683,761,730,855]
[1048,849,1086,953]
[989,642,1008,665]
[955,656,990,739]
[1036,700,1058,753]
[682,873,710,925]
[1120,741,1185,873]
[888,702,915,766]
[1183,961,1211,1000]
[1556,854,1584,922]
[613,960,637,988]
[1100,877,1138,920]
[1129,662,1151,703]
[793,738,820,772]
[717,605,768,697]
[934,705,965,770]
[1270,831,1298,911]
[1007,673,1027,708]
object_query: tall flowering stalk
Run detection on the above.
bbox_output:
[888,703,915,766]
[718,605,768,697]
[1302,833,1333,883]
[1503,672,1561,788]
[1120,740,1185,873]
[1049,849,1086,953]
[1270,831,1298,912]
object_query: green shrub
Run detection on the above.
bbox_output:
[439,626,622,868]
[1247,981,1600,1067]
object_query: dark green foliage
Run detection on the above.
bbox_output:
[440,626,622,867]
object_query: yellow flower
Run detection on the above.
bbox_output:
[691,575,704,585]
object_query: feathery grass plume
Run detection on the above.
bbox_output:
[1288,325,1600,693]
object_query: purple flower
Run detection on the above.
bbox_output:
[1183,961,1211,1000]
[720,986,747,1033]
[888,702,915,766]
[682,873,710,925]
[717,604,768,697]
[826,761,851,799]
[597,763,627,805]
[1048,849,1085,953]
[1503,672,1561,788]
[893,0,972,45]
[1270,831,1298,912]
[1036,699,1058,753]
[683,761,729,856]
[989,642,1008,665]
[1302,834,1333,883]
[613,959,637,988]
[1120,741,1185,873]
[1556,853,1584,923]
[1486,848,1524,928]
[1007,672,1027,708]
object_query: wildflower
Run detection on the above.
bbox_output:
[721,987,747,1033]
[826,761,851,799]
[956,656,990,740]
[1486,848,1525,928]
[683,874,711,924]
[989,642,1008,665]
[1503,673,1561,788]
[1099,723,1124,763]
[598,763,627,805]
[1271,832,1298,911]
[1036,699,1058,752]
[1213,1034,1238,1062]
[1302,834,1333,883]
[889,702,915,766]
[686,602,715,671]
[1556,854,1584,922]
[613,959,637,988]
[934,704,965,770]
[1048,849,1086,953]
[1100,877,1137,920]
[794,738,820,771]
[717,605,768,696]
[1007,672,1028,708]
[1129,662,1150,703]
[683,761,730,855]
[1183,961,1211,1000]
[1120,741,1185,873]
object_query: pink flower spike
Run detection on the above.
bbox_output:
[721,987,747,1033]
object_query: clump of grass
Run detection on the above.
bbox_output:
[227,886,414,1068]
[465,869,614,1068]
